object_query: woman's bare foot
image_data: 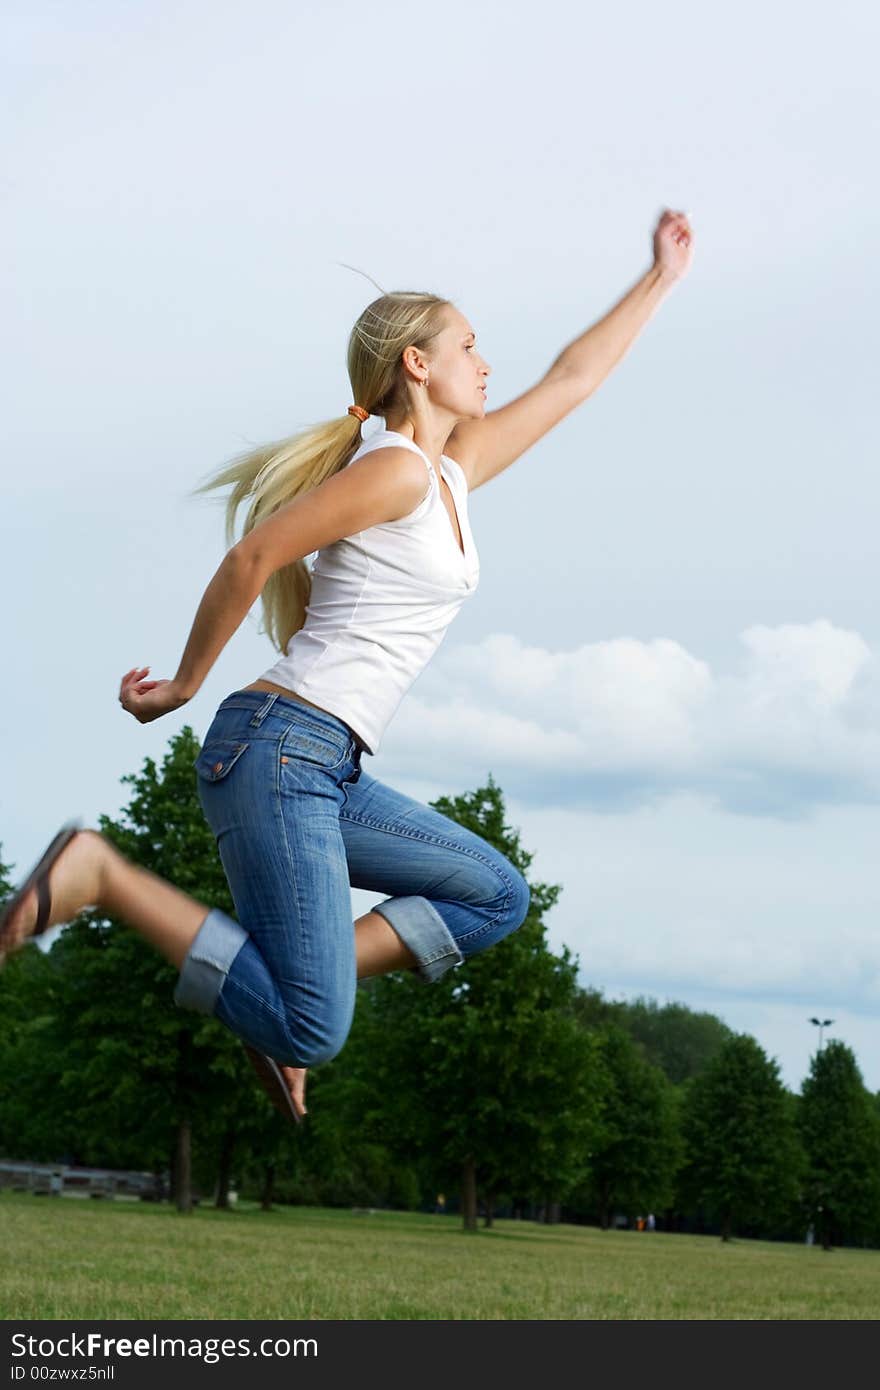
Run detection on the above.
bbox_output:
[242,1047,308,1123]
[279,1065,308,1120]
[0,830,109,958]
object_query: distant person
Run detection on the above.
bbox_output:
[646,1212,656,1231]
[1,213,695,1122]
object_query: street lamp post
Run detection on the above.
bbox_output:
[809,1017,834,1051]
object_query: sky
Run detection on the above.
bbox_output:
[2,0,879,1091]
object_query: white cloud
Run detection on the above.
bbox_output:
[381,620,880,816]
[353,791,880,1091]
[367,627,880,1086]
[507,793,880,1090]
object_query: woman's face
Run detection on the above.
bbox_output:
[425,306,491,420]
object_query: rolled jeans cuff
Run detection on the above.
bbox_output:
[373,896,463,983]
[173,908,248,1015]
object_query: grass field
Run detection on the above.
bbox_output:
[1,1191,879,1320]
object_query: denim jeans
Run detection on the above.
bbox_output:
[174,690,530,1066]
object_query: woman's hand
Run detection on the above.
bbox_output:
[119,666,189,724]
[652,208,694,285]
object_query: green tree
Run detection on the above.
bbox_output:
[617,998,733,1084]
[574,1024,682,1229]
[1,845,88,1164]
[346,778,602,1229]
[679,1034,803,1241]
[0,944,68,1162]
[32,730,289,1205]
[0,842,14,904]
[573,991,733,1085]
[799,1040,880,1250]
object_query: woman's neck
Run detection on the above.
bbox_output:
[382,416,456,468]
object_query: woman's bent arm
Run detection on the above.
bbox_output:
[173,547,265,701]
[119,549,267,722]
[119,447,428,723]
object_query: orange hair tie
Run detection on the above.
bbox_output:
[347,405,369,422]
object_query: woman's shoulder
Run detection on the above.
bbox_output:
[332,437,431,529]
[351,429,428,467]
[346,429,424,474]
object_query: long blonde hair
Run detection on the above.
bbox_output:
[197,291,451,652]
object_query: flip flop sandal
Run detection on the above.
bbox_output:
[242,1043,303,1124]
[0,821,82,962]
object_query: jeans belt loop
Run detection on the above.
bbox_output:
[249,693,279,728]
[350,743,362,782]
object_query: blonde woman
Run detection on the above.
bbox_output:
[1,210,694,1122]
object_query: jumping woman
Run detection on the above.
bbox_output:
[1,209,694,1122]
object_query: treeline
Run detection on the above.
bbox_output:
[2,730,879,1250]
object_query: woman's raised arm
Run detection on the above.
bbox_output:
[446,208,694,491]
[118,447,428,723]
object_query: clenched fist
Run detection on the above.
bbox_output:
[653,208,694,284]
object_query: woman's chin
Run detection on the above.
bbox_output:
[452,402,487,425]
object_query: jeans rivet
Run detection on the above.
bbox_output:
[280,756,289,764]
[213,762,223,773]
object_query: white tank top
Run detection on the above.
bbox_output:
[259,428,480,754]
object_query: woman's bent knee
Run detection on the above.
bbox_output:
[276,1012,353,1068]
[509,869,531,929]
[274,1037,345,1069]
[459,865,530,959]
[494,867,530,941]
[472,855,531,929]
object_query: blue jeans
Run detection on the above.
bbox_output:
[174,691,530,1066]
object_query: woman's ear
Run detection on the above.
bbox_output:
[401,344,429,383]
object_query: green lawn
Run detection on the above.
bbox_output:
[1,1192,879,1320]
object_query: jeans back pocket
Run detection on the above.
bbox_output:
[281,725,350,772]
[195,741,250,783]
